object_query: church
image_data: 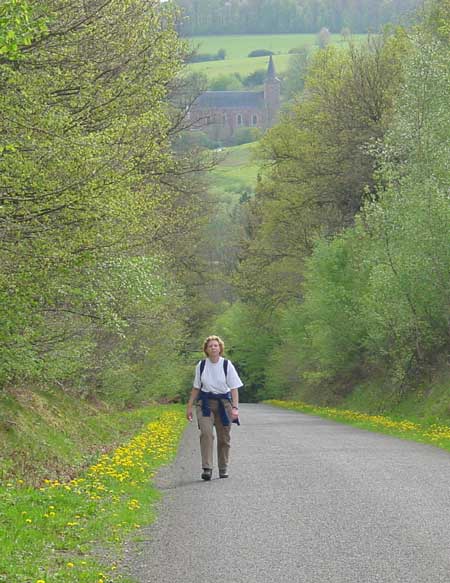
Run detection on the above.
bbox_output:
[189,55,281,142]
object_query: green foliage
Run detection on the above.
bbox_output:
[424,0,450,42]
[231,127,262,146]
[0,0,48,60]
[243,68,267,87]
[209,73,243,90]
[224,5,449,403]
[357,180,450,378]
[316,27,331,48]
[282,48,309,98]
[248,49,274,57]
[0,0,201,400]
[215,302,279,401]
[299,233,369,379]
[238,33,407,309]
[177,0,420,35]
[188,48,227,62]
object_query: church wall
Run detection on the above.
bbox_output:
[190,106,268,141]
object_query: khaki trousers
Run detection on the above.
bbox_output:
[196,399,232,470]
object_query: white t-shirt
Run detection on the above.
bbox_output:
[193,357,243,395]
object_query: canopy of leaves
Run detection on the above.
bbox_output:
[237,33,408,307]
[218,2,449,400]
[0,0,204,401]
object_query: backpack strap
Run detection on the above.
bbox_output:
[223,358,228,380]
[199,359,206,388]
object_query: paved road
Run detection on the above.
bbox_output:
[121,403,450,583]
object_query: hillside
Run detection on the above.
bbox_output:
[187,33,366,79]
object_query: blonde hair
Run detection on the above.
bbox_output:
[203,335,225,356]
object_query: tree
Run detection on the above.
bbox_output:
[317,27,331,48]
[209,73,243,90]
[239,5,449,396]
[0,0,199,397]
[237,33,408,308]
[282,48,310,99]
[0,0,47,60]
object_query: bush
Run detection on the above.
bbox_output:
[175,130,221,151]
[209,73,243,91]
[317,27,331,48]
[231,127,262,146]
[215,302,279,401]
[288,46,310,54]
[188,50,227,63]
[248,49,274,57]
[243,69,266,87]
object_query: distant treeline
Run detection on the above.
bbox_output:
[177,0,421,35]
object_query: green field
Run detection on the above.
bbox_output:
[188,33,366,79]
[209,143,260,199]
[190,53,291,78]
[188,33,355,59]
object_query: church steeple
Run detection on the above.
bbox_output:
[267,54,277,81]
[264,55,281,127]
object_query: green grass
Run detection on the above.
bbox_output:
[0,387,167,486]
[189,53,291,79]
[187,33,368,79]
[0,405,186,583]
[209,143,260,200]
[188,33,362,59]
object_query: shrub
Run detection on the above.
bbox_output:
[209,73,243,91]
[288,46,309,54]
[248,49,274,57]
[317,27,331,48]
[188,50,227,63]
[231,127,262,146]
[243,69,266,87]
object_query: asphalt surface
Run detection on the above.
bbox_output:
[121,403,450,583]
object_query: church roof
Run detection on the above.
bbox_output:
[193,90,265,109]
[267,54,276,80]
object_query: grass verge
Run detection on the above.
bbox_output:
[0,405,186,583]
[265,400,450,453]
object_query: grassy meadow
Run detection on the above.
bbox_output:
[209,143,260,199]
[211,143,258,192]
[190,53,291,79]
[187,33,367,79]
